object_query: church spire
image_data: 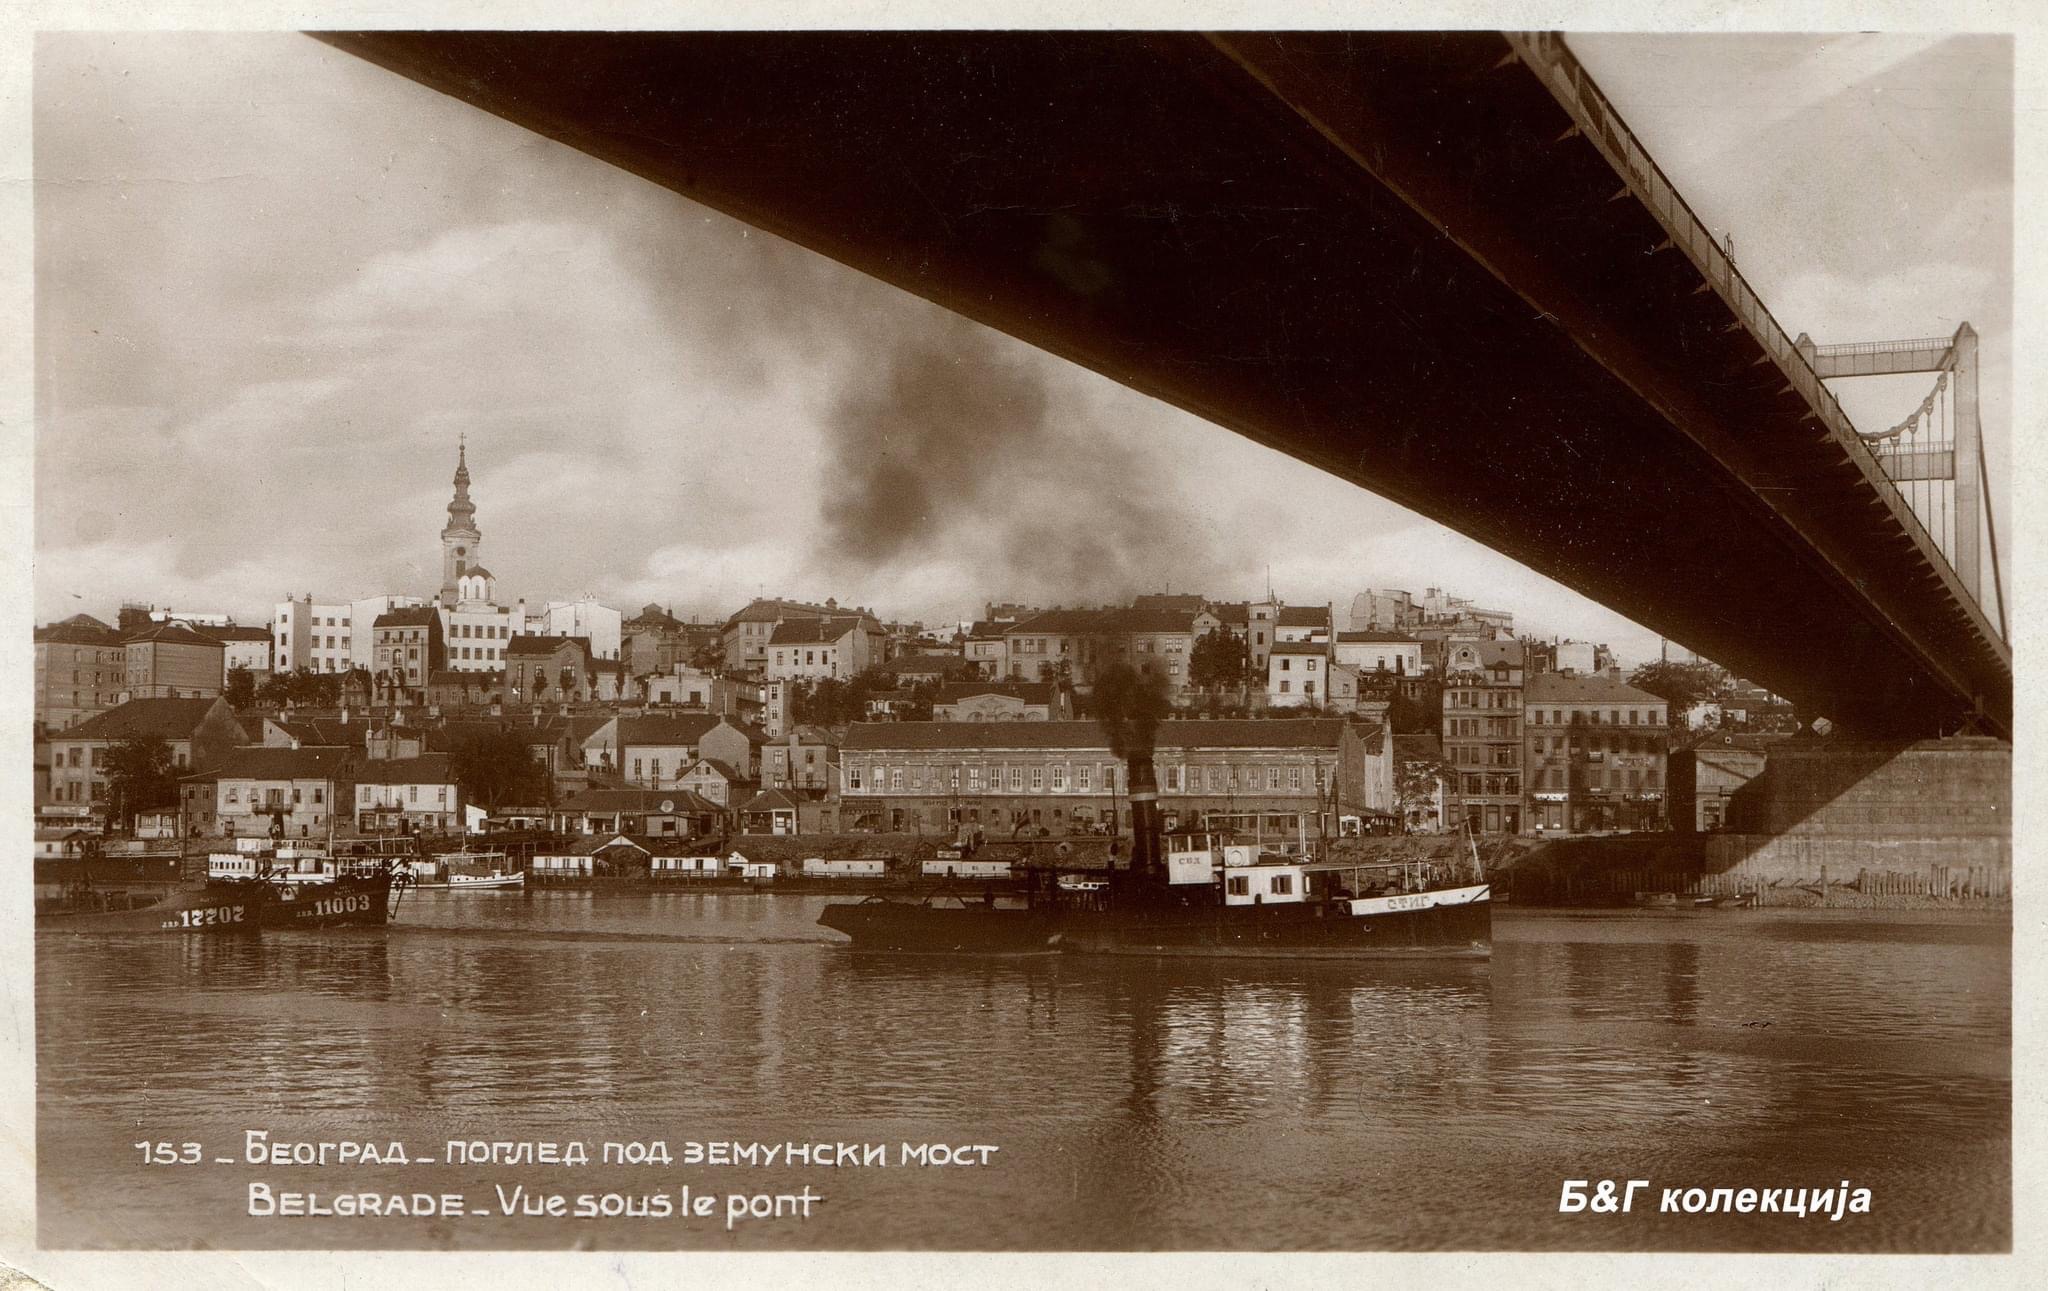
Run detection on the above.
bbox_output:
[440,437,482,609]
[448,433,475,524]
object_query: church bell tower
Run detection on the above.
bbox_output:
[439,436,482,610]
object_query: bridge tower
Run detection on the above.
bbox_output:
[1795,323,2001,638]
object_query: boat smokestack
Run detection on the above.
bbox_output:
[1092,655,1168,883]
[1126,751,1162,881]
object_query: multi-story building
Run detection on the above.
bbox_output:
[542,599,623,662]
[44,697,250,818]
[1440,639,1526,834]
[766,616,875,682]
[1265,641,1330,708]
[1332,630,1425,678]
[1522,671,1668,833]
[581,713,761,784]
[34,614,128,732]
[199,746,354,840]
[838,718,1383,837]
[121,622,226,700]
[932,681,1067,722]
[1002,603,1206,698]
[273,593,428,675]
[960,621,1010,679]
[193,624,274,684]
[1274,604,1332,645]
[721,597,882,672]
[760,726,840,793]
[505,634,600,704]
[1347,589,1418,632]
[1206,597,1281,675]
[622,604,720,680]
[372,607,445,702]
[353,753,464,834]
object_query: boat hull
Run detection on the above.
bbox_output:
[1056,891,1491,959]
[38,870,399,934]
[818,888,1491,960]
[261,871,396,929]
[414,872,525,891]
[816,900,1062,954]
[37,885,266,935]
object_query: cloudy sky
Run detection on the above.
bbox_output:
[33,32,2009,665]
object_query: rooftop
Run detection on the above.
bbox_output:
[507,634,591,657]
[200,745,355,782]
[353,753,456,785]
[60,697,237,743]
[373,607,441,629]
[934,681,1056,705]
[1524,671,1666,705]
[843,718,1350,753]
[122,622,224,649]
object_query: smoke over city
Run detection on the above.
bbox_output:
[816,313,1219,609]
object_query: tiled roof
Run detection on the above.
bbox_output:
[767,617,862,646]
[352,753,456,785]
[740,788,803,812]
[35,613,121,646]
[722,597,842,628]
[1269,641,1328,656]
[557,787,721,814]
[1524,672,1665,705]
[1130,593,1208,612]
[61,697,236,743]
[682,757,744,782]
[1277,606,1331,627]
[193,624,274,643]
[934,681,1054,705]
[269,718,359,747]
[1336,630,1420,643]
[1446,639,1525,670]
[507,634,590,657]
[202,745,354,782]
[616,713,727,746]
[373,607,441,629]
[1003,608,1120,636]
[122,622,223,648]
[843,719,1348,752]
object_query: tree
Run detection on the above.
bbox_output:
[224,666,257,709]
[1627,661,1724,727]
[1396,752,1453,832]
[687,641,726,673]
[1188,628,1248,693]
[1387,678,1444,735]
[901,679,938,722]
[449,728,550,813]
[103,736,178,831]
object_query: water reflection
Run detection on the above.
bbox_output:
[36,904,2009,1252]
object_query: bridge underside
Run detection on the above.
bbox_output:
[323,30,2012,739]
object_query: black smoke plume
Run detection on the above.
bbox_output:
[1091,656,1169,760]
[817,313,1216,601]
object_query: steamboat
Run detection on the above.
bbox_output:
[39,835,410,935]
[818,719,1489,960]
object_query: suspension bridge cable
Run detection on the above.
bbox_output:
[1976,439,2008,642]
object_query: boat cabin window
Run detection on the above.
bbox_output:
[1271,874,1293,896]
[1226,876,1250,897]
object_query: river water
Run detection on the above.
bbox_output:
[35,892,2009,1252]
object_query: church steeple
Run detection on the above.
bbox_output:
[439,435,483,609]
